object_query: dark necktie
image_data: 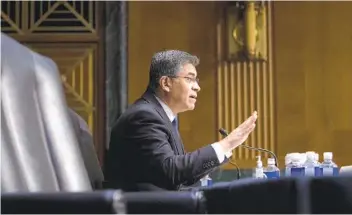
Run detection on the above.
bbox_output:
[172,118,179,136]
[172,117,185,154]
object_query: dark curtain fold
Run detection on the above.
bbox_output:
[105,1,128,150]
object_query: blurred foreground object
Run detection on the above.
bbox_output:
[1,32,92,192]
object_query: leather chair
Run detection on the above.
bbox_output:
[1,32,91,192]
[201,177,301,214]
[309,176,352,214]
[1,190,125,214]
[1,32,125,213]
[124,191,207,214]
[201,176,352,214]
[1,190,208,214]
[68,109,105,189]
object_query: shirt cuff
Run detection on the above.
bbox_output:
[211,142,233,163]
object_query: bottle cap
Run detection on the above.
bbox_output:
[291,153,301,162]
[285,153,298,165]
[306,151,315,161]
[315,153,319,161]
[300,153,307,164]
[268,158,275,165]
[323,152,333,160]
[285,156,292,165]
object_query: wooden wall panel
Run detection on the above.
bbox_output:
[128,1,352,169]
[217,61,275,164]
[128,2,218,154]
[273,1,352,166]
[216,3,275,168]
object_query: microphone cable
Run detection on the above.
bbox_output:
[229,159,241,180]
[219,128,279,167]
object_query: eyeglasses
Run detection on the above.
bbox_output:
[169,76,200,84]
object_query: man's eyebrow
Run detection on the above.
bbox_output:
[187,72,196,77]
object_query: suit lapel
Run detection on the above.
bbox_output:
[141,89,185,155]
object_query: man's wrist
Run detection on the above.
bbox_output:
[219,139,232,154]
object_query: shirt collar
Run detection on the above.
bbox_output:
[154,96,176,122]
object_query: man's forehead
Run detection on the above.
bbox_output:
[179,63,197,76]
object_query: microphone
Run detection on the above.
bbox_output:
[219,128,279,167]
[229,160,241,180]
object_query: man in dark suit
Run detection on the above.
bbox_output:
[68,109,104,189]
[105,50,257,191]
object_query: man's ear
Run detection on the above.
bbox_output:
[159,76,171,92]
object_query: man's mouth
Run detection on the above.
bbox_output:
[190,95,197,99]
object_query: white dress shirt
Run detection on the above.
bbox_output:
[155,96,232,163]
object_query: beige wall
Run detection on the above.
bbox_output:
[128,2,218,153]
[128,1,352,168]
[273,1,352,166]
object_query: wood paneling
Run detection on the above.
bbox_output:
[217,61,275,167]
[216,3,275,168]
[128,2,218,153]
[273,1,352,166]
[128,1,352,170]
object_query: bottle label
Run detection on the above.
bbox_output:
[322,168,333,176]
[323,167,339,176]
[333,167,339,176]
[305,167,315,176]
[264,171,280,179]
[315,166,322,176]
[291,167,305,177]
[201,178,213,186]
[200,179,207,186]
[285,167,291,176]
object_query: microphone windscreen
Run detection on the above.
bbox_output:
[219,128,228,137]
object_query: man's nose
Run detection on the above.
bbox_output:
[192,81,201,92]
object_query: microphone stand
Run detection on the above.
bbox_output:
[229,160,241,180]
[218,128,279,178]
[239,144,279,168]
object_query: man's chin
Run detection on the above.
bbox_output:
[179,104,195,113]
[187,104,196,110]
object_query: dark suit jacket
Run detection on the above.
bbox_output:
[104,89,223,191]
[68,109,104,189]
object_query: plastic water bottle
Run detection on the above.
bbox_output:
[264,158,280,179]
[253,156,266,179]
[314,153,320,164]
[304,151,320,177]
[321,152,339,176]
[285,153,293,177]
[300,153,307,166]
[200,174,213,187]
[315,153,322,176]
[288,153,305,177]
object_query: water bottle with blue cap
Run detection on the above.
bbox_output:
[304,151,320,177]
[200,174,213,187]
[287,153,305,177]
[264,157,280,179]
[321,152,339,176]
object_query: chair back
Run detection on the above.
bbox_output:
[1,33,91,192]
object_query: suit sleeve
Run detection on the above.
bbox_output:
[125,108,221,187]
